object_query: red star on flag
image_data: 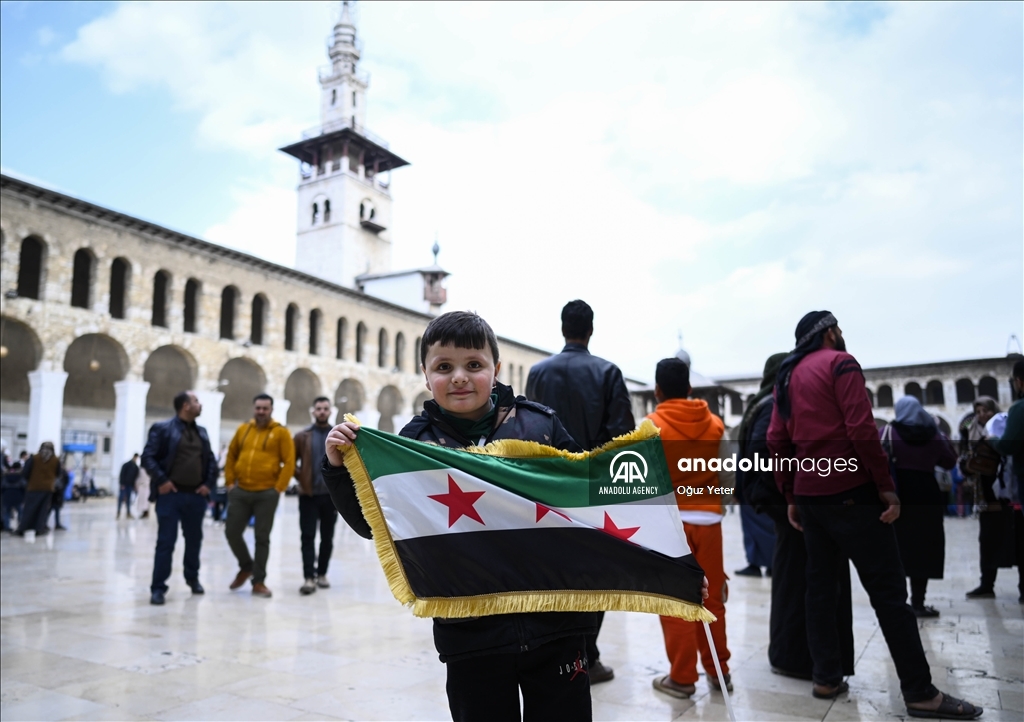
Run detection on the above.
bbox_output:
[428,475,486,528]
[601,512,640,541]
[536,503,572,523]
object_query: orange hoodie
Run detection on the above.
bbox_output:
[647,398,726,515]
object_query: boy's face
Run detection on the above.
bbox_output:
[423,343,501,420]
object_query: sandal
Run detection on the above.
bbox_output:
[906,693,983,720]
[652,675,696,699]
[812,680,849,699]
[708,673,733,692]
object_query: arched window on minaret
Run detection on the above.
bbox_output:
[324,200,331,222]
[311,202,319,225]
[331,88,337,106]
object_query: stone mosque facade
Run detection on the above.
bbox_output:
[0,9,548,488]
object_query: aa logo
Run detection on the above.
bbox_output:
[609,450,648,484]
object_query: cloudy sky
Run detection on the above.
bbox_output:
[2,1,1021,381]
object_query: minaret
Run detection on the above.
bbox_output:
[279,1,410,288]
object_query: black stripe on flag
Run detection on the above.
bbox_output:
[395,527,706,604]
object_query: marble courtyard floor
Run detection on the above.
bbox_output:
[2,499,1021,721]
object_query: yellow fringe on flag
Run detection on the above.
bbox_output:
[338,415,715,623]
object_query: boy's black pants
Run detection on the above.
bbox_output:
[446,634,592,722]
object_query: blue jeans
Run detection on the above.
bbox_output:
[151,492,206,593]
[740,503,776,568]
[117,485,134,516]
[2,488,25,530]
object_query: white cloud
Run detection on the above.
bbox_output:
[204,182,296,267]
[57,1,1022,379]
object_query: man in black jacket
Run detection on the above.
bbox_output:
[325,311,598,721]
[524,299,635,683]
[117,454,140,519]
[141,391,218,605]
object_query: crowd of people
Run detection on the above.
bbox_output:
[4,301,1021,722]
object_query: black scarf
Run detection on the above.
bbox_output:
[775,311,836,420]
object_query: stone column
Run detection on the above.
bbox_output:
[194,390,225,462]
[272,400,291,426]
[27,370,68,454]
[113,380,151,489]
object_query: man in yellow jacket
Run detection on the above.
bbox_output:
[224,393,296,597]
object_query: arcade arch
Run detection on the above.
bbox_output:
[219,358,267,422]
[377,385,403,433]
[63,334,129,409]
[335,378,365,417]
[144,346,197,417]
[0,317,42,402]
[285,368,322,426]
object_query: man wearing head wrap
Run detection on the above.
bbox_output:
[767,312,982,719]
[880,397,957,616]
[734,353,787,578]
[740,352,855,681]
[15,442,61,536]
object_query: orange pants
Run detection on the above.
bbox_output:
[659,522,730,685]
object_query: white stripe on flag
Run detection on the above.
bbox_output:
[374,467,691,558]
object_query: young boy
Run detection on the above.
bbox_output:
[323,311,597,721]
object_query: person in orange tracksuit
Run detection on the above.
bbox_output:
[647,358,734,699]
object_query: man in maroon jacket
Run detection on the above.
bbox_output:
[767,311,982,720]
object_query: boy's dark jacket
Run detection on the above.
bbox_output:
[322,381,600,662]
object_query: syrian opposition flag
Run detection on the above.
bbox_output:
[340,418,713,622]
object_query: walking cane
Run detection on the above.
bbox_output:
[704,621,736,722]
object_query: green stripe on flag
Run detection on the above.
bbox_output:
[353,428,673,508]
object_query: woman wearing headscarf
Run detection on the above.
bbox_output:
[746,347,855,680]
[15,442,62,536]
[881,397,957,616]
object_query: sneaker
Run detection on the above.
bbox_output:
[300,578,318,595]
[653,675,696,698]
[709,672,733,692]
[590,660,614,684]
[965,586,995,599]
[252,582,273,598]
[734,564,761,577]
[229,569,252,590]
[316,576,330,589]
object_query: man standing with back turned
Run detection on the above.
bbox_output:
[767,310,982,719]
[224,394,295,598]
[525,298,635,683]
[142,391,217,605]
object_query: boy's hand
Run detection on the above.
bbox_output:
[701,576,709,601]
[326,421,361,467]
